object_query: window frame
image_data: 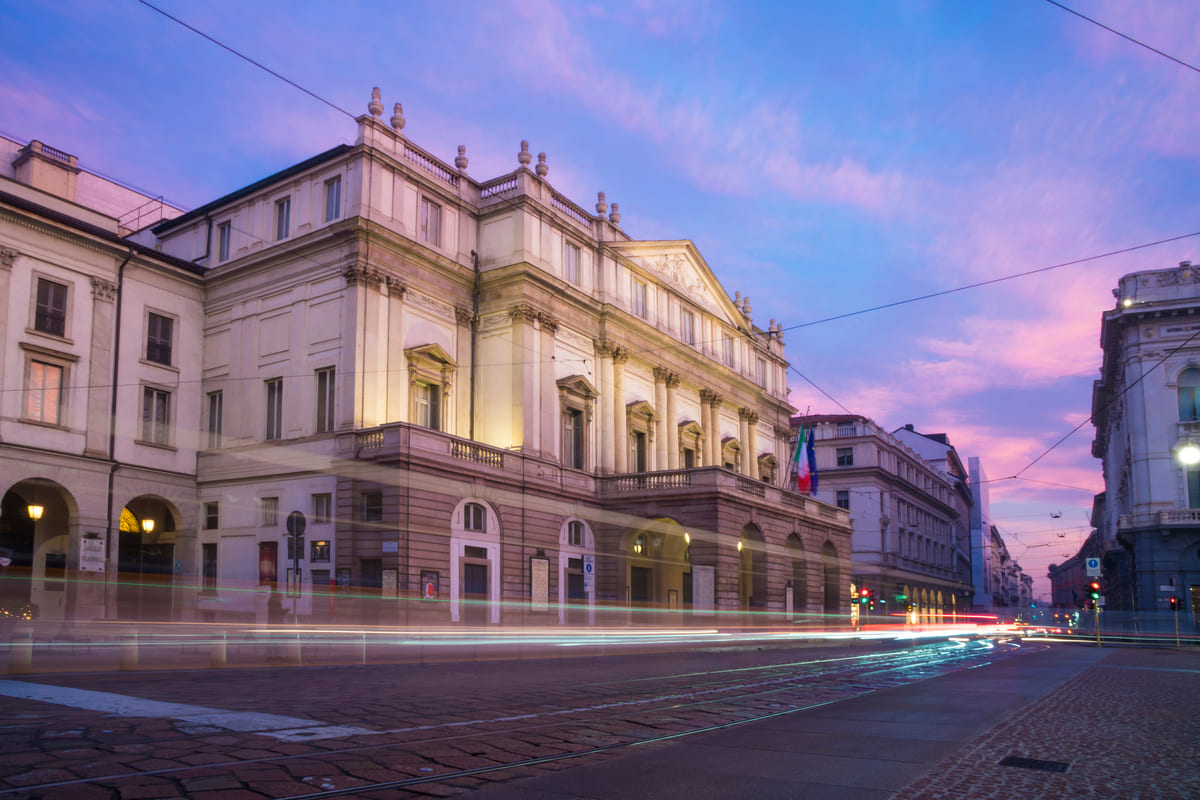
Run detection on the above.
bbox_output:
[265,377,283,441]
[361,490,383,523]
[203,501,219,530]
[324,176,342,222]
[419,196,442,246]
[312,492,332,524]
[145,311,174,366]
[464,502,487,532]
[315,366,335,434]
[260,496,279,527]
[275,196,291,241]
[32,276,69,339]
[24,357,65,426]
[207,390,223,448]
[680,308,696,345]
[217,220,232,262]
[836,490,850,510]
[632,279,648,319]
[141,385,171,446]
[568,520,585,548]
[722,334,735,367]
[563,240,581,284]
[836,447,854,467]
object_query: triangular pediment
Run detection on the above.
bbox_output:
[557,374,597,398]
[405,342,457,367]
[609,240,748,332]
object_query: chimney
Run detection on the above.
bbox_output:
[13,140,79,202]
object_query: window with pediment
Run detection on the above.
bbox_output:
[406,344,457,432]
[626,400,656,473]
[558,375,596,470]
[679,420,703,468]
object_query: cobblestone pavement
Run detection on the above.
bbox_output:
[0,638,1025,799]
[891,645,1200,800]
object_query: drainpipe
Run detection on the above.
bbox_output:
[469,249,480,441]
[193,213,212,265]
[105,246,135,618]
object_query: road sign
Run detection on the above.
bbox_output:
[286,511,306,536]
[583,554,595,592]
[1085,557,1100,576]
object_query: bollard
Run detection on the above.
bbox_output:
[120,633,138,671]
[210,633,227,668]
[286,634,301,666]
[9,633,33,675]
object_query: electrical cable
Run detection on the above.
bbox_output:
[1045,0,1200,76]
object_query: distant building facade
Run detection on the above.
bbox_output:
[0,90,853,624]
[1092,261,1200,617]
[795,414,972,622]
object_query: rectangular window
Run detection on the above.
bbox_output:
[1190,469,1200,509]
[26,360,63,424]
[836,447,854,467]
[633,280,647,318]
[204,502,219,530]
[420,197,441,246]
[141,387,170,445]
[260,497,279,527]
[564,407,585,470]
[34,278,68,337]
[683,447,696,469]
[311,540,330,562]
[265,378,283,440]
[146,312,173,365]
[564,242,580,284]
[836,490,850,510]
[315,367,335,434]
[568,521,584,547]
[362,491,383,522]
[632,431,647,472]
[413,381,440,430]
[202,543,217,593]
[722,334,734,367]
[324,176,341,222]
[681,309,696,345]
[756,358,767,388]
[313,492,332,524]
[207,391,223,448]
[275,196,291,240]
[217,221,231,262]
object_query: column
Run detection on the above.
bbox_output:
[597,342,615,473]
[666,373,680,469]
[700,389,721,465]
[0,248,14,443]
[538,312,559,459]
[737,409,750,476]
[653,368,669,470]
[613,348,629,473]
[85,276,118,457]
[746,410,759,479]
[510,305,539,452]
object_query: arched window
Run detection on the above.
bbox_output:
[464,502,486,532]
[1180,368,1200,422]
[568,520,585,547]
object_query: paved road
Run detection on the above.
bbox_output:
[0,637,1194,799]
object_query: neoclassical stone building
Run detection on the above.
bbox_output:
[0,89,852,625]
[1093,260,1200,618]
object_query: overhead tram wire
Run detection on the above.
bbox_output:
[1045,0,1200,77]
[136,0,357,121]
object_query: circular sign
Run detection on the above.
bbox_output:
[286,511,307,536]
[1085,557,1100,570]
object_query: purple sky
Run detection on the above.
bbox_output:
[3,0,1199,597]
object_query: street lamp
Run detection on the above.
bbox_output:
[27,505,44,521]
[1178,442,1200,466]
[141,518,155,534]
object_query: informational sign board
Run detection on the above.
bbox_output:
[1085,557,1101,577]
[692,565,715,614]
[582,554,595,593]
[530,557,550,612]
[79,532,106,573]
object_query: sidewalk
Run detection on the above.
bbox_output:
[463,643,1200,800]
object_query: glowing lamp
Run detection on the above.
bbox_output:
[27,505,44,521]
[1122,298,1133,308]
[1178,443,1200,466]
[737,540,743,552]
[142,518,155,533]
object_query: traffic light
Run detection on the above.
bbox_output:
[1087,580,1101,602]
[858,588,870,604]
[1170,596,1180,612]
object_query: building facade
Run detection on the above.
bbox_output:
[0,89,852,625]
[795,414,972,623]
[1092,261,1200,619]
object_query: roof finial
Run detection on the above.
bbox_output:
[596,192,608,216]
[518,140,532,168]
[455,145,468,172]
[390,103,406,133]
[608,203,620,225]
[368,87,384,119]
[535,152,549,177]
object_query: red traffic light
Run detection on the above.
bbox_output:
[859,588,870,597]
[1170,596,1180,611]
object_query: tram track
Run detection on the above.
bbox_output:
[0,637,1037,799]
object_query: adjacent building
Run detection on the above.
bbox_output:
[1092,261,1200,618]
[794,415,974,622]
[0,89,853,625]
